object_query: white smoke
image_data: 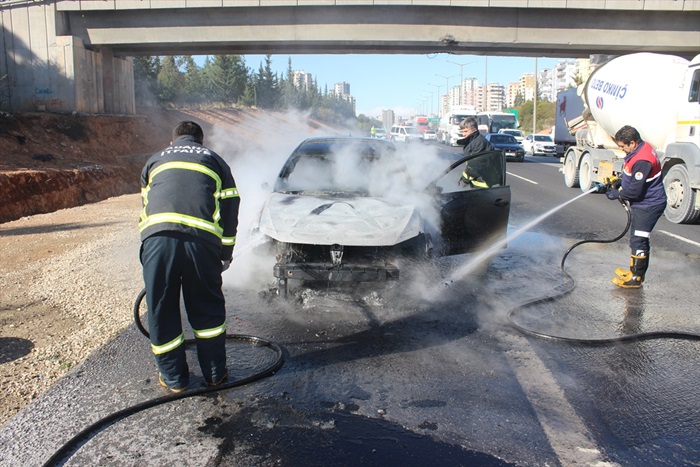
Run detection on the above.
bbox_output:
[204,110,447,292]
[206,109,345,290]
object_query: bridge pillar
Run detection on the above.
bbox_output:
[1,3,135,115]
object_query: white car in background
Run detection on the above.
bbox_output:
[422,129,438,141]
[498,128,525,143]
[522,134,557,156]
[390,125,422,143]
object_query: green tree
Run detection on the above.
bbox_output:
[156,56,183,103]
[204,55,248,104]
[516,99,556,134]
[254,55,279,109]
[181,55,205,104]
[133,56,161,105]
[280,56,301,110]
[513,91,525,108]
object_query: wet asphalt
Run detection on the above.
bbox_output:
[2,151,699,466]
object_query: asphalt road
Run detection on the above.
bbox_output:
[2,146,699,466]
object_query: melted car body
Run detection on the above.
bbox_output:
[255,137,510,294]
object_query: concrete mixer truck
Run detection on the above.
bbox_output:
[560,53,700,224]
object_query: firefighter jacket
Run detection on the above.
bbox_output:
[620,141,666,209]
[456,131,494,157]
[139,135,240,260]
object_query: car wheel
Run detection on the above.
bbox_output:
[664,164,700,224]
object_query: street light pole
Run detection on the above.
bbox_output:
[428,83,443,117]
[422,92,434,116]
[446,60,475,107]
[483,56,488,112]
[533,57,538,135]
[435,74,457,114]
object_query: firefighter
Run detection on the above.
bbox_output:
[139,121,239,392]
[606,125,667,289]
[457,116,496,189]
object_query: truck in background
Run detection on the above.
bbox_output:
[476,112,519,135]
[554,88,586,155]
[414,115,429,135]
[560,52,700,224]
[438,106,477,146]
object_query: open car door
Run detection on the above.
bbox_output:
[428,150,511,256]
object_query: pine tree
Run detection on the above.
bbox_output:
[156,56,183,103]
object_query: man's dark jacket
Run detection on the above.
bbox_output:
[457,131,494,156]
[139,135,239,261]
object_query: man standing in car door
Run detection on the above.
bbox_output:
[457,116,495,188]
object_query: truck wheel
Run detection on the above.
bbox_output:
[664,164,700,224]
[578,153,595,193]
[563,151,580,188]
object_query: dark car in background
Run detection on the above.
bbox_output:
[252,137,511,295]
[485,133,525,162]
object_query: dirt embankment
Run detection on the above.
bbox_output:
[0,109,190,223]
[0,107,340,223]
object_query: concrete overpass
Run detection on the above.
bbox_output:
[1,0,699,114]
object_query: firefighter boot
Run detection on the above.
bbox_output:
[614,255,634,281]
[612,254,649,289]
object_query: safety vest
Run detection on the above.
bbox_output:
[621,141,666,208]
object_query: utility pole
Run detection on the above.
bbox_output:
[484,56,488,112]
[428,83,443,117]
[533,57,538,135]
[423,91,434,116]
[435,74,457,114]
[446,60,475,107]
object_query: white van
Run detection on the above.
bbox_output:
[390,125,421,143]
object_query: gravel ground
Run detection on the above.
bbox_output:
[0,194,143,426]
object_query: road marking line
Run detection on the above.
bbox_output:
[657,230,700,248]
[497,331,617,466]
[507,172,539,184]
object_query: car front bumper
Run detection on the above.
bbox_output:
[274,262,400,282]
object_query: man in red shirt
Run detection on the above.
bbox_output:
[606,125,667,288]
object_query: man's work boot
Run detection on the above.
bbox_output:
[614,267,633,281]
[614,254,635,280]
[612,253,649,289]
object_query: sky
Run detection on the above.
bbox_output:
[240,54,565,119]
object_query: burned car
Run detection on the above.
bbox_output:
[254,137,510,295]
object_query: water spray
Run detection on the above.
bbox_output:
[429,187,600,299]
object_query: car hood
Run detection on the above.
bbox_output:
[258,192,422,246]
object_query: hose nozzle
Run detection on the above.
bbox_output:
[604,176,620,189]
[592,182,606,193]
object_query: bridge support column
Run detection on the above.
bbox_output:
[1,0,135,115]
[47,36,134,115]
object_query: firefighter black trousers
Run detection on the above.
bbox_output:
[140,232,227,389]
[629,203,666,253]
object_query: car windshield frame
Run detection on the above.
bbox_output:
[274,139,406,196]
[534,135,553,142]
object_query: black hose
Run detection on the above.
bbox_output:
[43,289,285,467]
[508,199,700,344]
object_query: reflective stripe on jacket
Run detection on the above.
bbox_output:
[139,135,240,260]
